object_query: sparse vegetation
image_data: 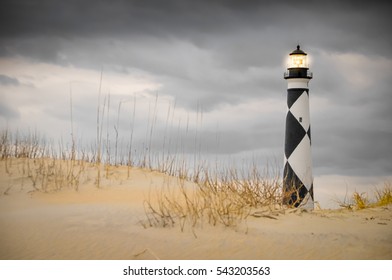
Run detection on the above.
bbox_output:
[352,191,369,209]
[142,164,283,231]
[0,129,88,193]
[338,182,392,210]
[374,182,392,207]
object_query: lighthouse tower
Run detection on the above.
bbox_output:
[283,45,314,209]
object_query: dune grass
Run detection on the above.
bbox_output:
[338,182,392,210]
[374,182,392,207]
[142,164,284,232]
[0,130,89,193]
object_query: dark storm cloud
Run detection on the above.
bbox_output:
[1,0,390,108]
[1,0,391,60]
[1,0,391,98]
[0,0,265,37]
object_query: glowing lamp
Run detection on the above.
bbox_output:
[284,45,312,79]
[288,45,309,68]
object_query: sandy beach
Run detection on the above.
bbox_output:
[1,159,391,260]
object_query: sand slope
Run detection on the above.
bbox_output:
[1,159,391,260]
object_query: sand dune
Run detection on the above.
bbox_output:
[1,159,391,260]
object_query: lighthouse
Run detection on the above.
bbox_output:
[283,45,314,209]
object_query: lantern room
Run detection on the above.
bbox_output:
[288,45,309,69]
[284,45,312,79]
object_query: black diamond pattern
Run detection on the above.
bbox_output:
[307,126,311,144]
[285,111,306,159]
[283,162,309,207]
[287,89,306,109]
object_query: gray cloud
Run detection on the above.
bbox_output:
[0,74,20,86]
[0,102,20,119]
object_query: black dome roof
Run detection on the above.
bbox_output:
[290,45,307,55]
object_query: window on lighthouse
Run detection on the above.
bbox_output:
[289,55,307,68]
[294,58,303,67]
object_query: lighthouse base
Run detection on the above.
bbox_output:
[282,180,314,209]
[282,185,314,209]
[282,162,314,209]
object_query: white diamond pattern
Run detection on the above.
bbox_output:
[289,91,310,131]
[287,136,313,190]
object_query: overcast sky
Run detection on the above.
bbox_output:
[1,0,391,207]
